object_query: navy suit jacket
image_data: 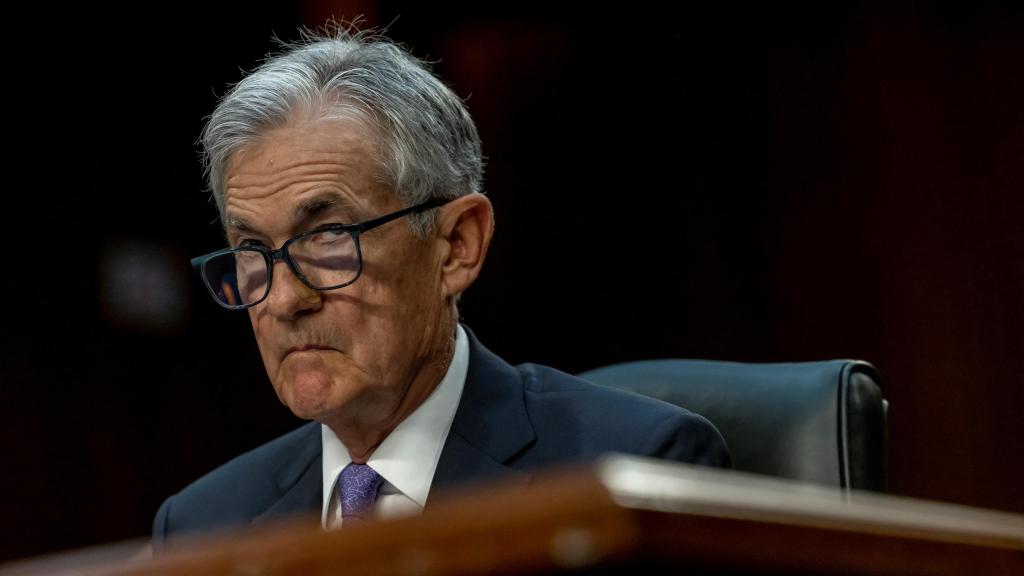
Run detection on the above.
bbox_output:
[153,328,730,544]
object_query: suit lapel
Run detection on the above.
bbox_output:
[253,422,324,524]
[431,327,537,501]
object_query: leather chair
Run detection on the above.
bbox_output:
[578,360,888,492]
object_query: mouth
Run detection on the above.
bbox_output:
[284,344,336,358]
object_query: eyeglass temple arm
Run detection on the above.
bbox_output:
[351,197,451,234]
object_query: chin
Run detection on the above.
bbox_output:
[280,370,343,420]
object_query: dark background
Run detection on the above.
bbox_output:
[2,0,1022,562]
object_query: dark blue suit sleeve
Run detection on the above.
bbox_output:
[152,495,173,550]
[641,412,732,469]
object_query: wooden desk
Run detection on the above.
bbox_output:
[3,455,1021,575]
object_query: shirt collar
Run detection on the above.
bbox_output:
[321,324,469,523]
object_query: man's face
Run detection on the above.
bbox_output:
[221,118,451,427]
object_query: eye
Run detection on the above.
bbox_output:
[301,222,350,241]
[238,238,267,249]
[307,227,347,244]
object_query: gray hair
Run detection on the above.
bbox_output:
[202,27,484,236]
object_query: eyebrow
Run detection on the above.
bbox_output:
[294,193,357,225]
[224,215,255,234]
[224,192,361,238]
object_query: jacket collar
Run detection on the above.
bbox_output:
[430,326,537,495]
[253,422,323,524]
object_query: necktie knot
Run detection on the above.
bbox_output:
[339,463,384,525]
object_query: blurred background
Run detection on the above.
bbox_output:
[2,0,1022,562]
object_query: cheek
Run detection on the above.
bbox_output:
[387,244,442,301]
[404,260,446,316]
[249,314,281,373]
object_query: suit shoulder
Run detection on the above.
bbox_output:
[176,421,319,498]
[514,363,730,467]
[517,362,687,418]
[155,422,320,539]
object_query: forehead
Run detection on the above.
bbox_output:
[222,118,393,234]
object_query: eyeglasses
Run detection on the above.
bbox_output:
[191,197,451,310]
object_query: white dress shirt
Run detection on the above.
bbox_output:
[321,324,469,528]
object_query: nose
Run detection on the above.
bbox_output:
[263,260,322,319]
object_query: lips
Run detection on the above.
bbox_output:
[284,344,335,357]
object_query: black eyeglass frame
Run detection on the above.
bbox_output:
[191,197,452,310]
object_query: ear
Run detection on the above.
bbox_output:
[436,193,494,299]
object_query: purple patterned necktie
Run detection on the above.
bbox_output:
[339,463,384,526]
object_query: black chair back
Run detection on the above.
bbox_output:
[579,360,888,491]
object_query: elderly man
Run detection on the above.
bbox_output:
[153,28,730,542]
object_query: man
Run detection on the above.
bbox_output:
[154,27,730,543]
